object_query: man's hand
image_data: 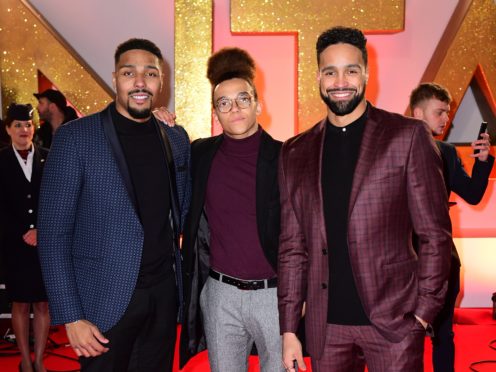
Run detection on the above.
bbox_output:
[414,314,428,330]
[471,132,491,162]
[65,319,109,357]
[282,332,306,371]
[22,229,37,246]
[152,107,176,127]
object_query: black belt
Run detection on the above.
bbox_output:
[209,269,277,290]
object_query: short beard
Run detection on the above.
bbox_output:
[126,89,153,120]
[320,88,365,116]
[127,104,152,120]
[38,111,50,122]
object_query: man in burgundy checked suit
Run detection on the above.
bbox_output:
[278,26,453,372]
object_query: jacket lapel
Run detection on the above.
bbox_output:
[303,119,328,248]
[30,147,46,186]
[101,105,139,211]
[255,130,278,241]
[348,105,384,218]
[153,117,181,233]
[195,136,223,212]
[6,147,25,181]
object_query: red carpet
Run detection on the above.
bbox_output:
[0,308,494,371]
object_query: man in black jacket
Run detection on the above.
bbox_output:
[33,89,74,148]
[179,48,284,372]
[410,82,494,372]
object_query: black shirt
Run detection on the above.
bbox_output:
[322,110,370,325]
[111,105,173,288]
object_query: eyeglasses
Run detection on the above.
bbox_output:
[215,93,254,113]
[12,122,33,129]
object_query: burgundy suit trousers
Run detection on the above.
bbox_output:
[312,321,426,372]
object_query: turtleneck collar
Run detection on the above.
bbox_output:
[220,126,262,157]
[111,103,154,135]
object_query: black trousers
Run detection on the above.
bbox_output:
[431,259,460,372]
[80,274,178,372]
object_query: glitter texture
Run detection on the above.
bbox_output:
[232,0,404,132]
[175,0,213,140]
[0,0,112,120]
[433,0,495,114]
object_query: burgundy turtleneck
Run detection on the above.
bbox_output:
[206,128,276,280]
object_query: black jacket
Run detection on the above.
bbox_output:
[0,145,48,247]
[179,129,281,368]
[436,141,494,265]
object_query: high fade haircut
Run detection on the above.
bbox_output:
[207,47,258,104]
[114,38,163,65]
[410,82,452,111]
[316,26,368,66]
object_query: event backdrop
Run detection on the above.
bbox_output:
[0,0,495,307]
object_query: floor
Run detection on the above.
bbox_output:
[0,308,494,371]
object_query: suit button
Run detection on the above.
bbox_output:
[322,248,328,255]
[321,283,327,289]
[28,209,33,214]
[26,194,32,199]
[29,224,34,228]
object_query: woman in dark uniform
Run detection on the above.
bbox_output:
[0,104,49,372]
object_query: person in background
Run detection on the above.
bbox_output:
[63,106,79,122]
[410,82,494,372]
[278,26,452,372]
[33,89,71,148]
[0,103,50,372]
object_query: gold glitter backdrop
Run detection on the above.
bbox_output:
[3,0,493,141]
[433,0,496,119]
[231,0,405,132]
[0,0,112,120]
[175,0,212,140]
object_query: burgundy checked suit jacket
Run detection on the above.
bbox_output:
[277,104,452,359]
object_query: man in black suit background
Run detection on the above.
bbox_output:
[410,82,494,372]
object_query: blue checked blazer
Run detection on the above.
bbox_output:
[38,103,191,332]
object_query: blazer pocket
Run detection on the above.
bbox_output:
[382,258,417,275]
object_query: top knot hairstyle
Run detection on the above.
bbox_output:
[207,47,258,101]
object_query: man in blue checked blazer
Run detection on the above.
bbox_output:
[38,38,191,372]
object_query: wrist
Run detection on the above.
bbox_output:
[283,332,298,340]
[65,320,80,328]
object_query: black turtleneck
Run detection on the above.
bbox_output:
[322,110,370,325]
[111,105,173,288]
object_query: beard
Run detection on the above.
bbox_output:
[320,87,365,116]
[127,89,153,119]
[38,110,49,122]
[127,104,152,119]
